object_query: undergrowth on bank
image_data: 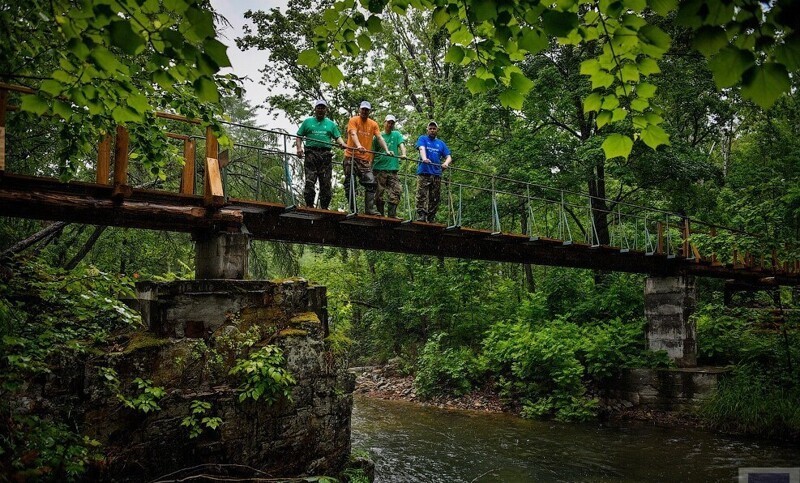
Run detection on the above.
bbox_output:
[696,302,800,439]
[0,260,142,479]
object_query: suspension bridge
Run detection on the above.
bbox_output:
[1,83,798,288]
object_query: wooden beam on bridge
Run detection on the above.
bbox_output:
[96,133,111,185]
[204,127,224,208]
[112,125,131,201]
[0,187,241,232]
[181,138,196,195]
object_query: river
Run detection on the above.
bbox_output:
[351,395,800,482]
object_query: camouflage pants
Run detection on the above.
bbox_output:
[374,170,401,205]
[343,156,376,209]
[303,149,333,209]
[415,174,441,222]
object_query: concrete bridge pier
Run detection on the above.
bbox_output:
[194,231,250,279]
[644,275,697,367]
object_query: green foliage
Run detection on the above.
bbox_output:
[414,333,479,398]
[124,378,166,413]
[181,400,223,439]
[700,365,800,439]
[1,416,103,480]
[98,368,166,414]
[309,0,800,160]
[0,260,141,480]
[229,345,296,404]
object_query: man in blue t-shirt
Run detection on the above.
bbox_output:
[415,121,452,222]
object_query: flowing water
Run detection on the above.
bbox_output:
[351,395,800,482]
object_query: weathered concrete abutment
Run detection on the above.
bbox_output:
[19,278,354,481]
[645,275,697,367]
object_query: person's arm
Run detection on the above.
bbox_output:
[334,136,347,149]
[296,125,305,157]
[349,121,366,152]
[442,154,452,169]
[378,134,392,156]
[419,146,429,163]
[399,142,407,159]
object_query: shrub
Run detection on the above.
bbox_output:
[414,333,479,399]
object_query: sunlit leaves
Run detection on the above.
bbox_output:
[602,134,633,160]
[320,64,345,87]
[640,124,670,149]
[298,49,321,68]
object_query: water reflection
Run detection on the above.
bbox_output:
[352,395,799,482]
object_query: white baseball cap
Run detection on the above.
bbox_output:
[314,99,327,107]
[359,101,372,110]
[385,114,396,122]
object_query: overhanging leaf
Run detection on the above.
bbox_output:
[741,63,791,109]
[21,94,50,116]
[583,92,602,113]
[602,134,633,159]
[648,0,677,16]
[320,64,345,87]
[641,123,670,149]
[499,88,524,110]
[297,49,321,68]
[109,20,145,55]
[708,46,754,88]
[693,26,728,57]
[472,0,497,22]
[542,10,578,37]
[509,72,534,94]
[445,45,465,64]
[519,27,548,54]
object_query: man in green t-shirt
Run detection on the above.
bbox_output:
[296,100,346,210]
[371,114,407,217]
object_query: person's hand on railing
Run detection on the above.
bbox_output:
[297,149,304,158]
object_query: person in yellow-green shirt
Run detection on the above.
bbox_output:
[371,114,407,217]
[296,99,346,210]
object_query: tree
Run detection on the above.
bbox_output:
[0,0,240,177]
[305,0,800,159]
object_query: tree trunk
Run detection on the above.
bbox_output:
[0,221,68,259]
[64,226,107,270]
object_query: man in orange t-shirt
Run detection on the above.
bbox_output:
[344,101,392,215]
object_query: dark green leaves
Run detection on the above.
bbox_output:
[741,63,791,109]
[109,20,145,55]
[708,46,754,88]
[542,10,579,37]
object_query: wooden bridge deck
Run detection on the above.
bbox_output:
[2,172,798,286]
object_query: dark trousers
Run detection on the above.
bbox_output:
[415,174,441,222]
[303,149,333,209]
[375,170,402,205]
[344,156,377,209]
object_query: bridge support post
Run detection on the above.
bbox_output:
[644,275,697,367]
[194,231,249,279]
